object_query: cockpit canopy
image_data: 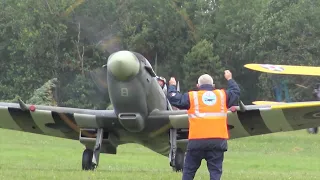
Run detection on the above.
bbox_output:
[134,53,157,77]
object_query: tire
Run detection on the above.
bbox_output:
[82,149,94,170]
[307,127,318,134]
[173,148,184,172]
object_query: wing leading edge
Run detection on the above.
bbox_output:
[160,101,320,139]
[3,100,320,141]
[0,102,119,140]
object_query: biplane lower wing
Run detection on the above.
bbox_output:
[0,102,119,140]
[252,101,286,105]
[165,101,320,139]
[244,63,320,76]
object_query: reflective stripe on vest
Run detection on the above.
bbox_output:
[189,90,227,118]
[188,113,227,118]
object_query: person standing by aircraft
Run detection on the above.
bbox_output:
[167,71,240,180]
[307,83,320,134]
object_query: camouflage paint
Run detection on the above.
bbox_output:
[2,51,320,162]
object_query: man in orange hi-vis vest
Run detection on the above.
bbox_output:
[167,71,240,180]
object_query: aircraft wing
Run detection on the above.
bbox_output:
[0,102,119,140]
[252,101,286,105]
[151,101,320,139]
[244,63,320,76]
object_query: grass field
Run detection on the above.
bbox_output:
[1,129,320,180]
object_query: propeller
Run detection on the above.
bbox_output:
[57,7,124,109]
[88,66,109,96]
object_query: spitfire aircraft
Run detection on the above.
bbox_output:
[2,53,320,172]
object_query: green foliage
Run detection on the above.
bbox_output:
[58,74,108,109]
[251,0,320,100]
[0,0,111,108]
[107,104,114,110]
[182,39,222,90]
[26,78,58,106]
[0,95,22,103]
[0,0,74,100]
[209,0,268,102]
[1,0,320,106]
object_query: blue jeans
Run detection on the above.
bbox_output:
[182,149,224,180]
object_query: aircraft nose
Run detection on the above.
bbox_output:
[107,51,140,81]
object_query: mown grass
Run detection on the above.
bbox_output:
[1,128,320,179]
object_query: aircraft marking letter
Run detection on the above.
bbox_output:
[121,88,128,97]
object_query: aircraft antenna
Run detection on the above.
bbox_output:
[155,52,158,74]
[177,81,180,92]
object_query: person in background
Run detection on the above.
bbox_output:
[157,76,167,96]
[157,76,166,88]
[307,83,320,134]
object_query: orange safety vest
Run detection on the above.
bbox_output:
[187,89,229,140]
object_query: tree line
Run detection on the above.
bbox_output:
[1,0,320,109]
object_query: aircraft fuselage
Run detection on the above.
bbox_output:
[106,51,173,156]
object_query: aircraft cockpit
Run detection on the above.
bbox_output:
[136,54,157,77]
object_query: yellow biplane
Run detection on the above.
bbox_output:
[245,63,320,134]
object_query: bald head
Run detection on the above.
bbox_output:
[197,74,213,86]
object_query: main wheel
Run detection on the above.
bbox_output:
[82,149,94,170]
[172,148,184,172]
[307,127,318,134]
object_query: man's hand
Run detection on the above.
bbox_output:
[169,77,177,86]
[224,70,232,80]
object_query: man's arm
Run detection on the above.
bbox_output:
[167,85,190,110]
[225,79,241,108]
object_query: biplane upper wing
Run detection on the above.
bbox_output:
[244,63,320,76]
[0,102,119,140]
[156,101,320,139]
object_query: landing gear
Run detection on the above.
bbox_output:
[307,127,318,134]
[82,149,94,170]
[171,148,184,172]
[82,128,104,171]
[169,128,185,172]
